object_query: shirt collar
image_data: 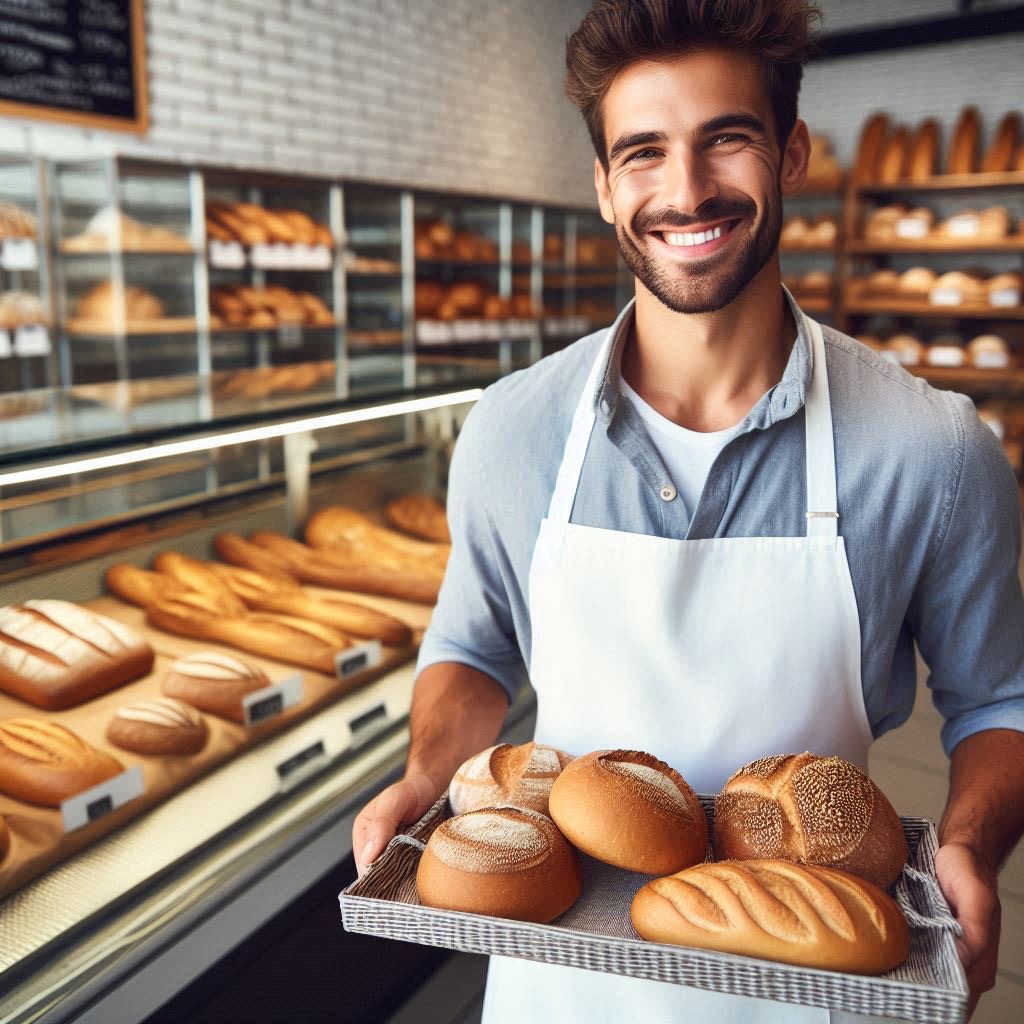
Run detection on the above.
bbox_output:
[591,287,813,434]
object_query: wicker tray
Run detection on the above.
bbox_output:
[340,795,968,1023]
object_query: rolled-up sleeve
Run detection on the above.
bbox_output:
[909,392,1024,755]
[415,397,526,702]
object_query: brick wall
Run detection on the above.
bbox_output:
[0,1,1019,205]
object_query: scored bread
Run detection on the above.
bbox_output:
[630,859,910,975]
[714,752,908,889]
[416,806,582,923]
[449,741,574,816]
[548,749,708,874]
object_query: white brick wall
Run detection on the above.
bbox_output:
[0,1,1019,205]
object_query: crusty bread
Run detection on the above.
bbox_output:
[0,600,154,710]
[162,652,270,723]
[0,719,123,805]
[385,494,451,544]
[416,806,582,923]
[106,563,197,609]
[877,126,909,183]
[852,113,889,184]
[449,742,574,816]
[548,750,708,874]
[152,551,248,615]
[630,859,910,975]
[906,119,940,181]
[981,112,1020,173]
[948,107,980,174]
[305,506,449,567]
[107,696,208,755]
[714,753,908,889]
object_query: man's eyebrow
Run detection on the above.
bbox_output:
[608,130,667,164]
[697,113,767,137]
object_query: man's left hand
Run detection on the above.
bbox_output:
[934,841,1001,1018]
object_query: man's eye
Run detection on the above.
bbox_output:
[625,148,660,163]
[711,133,748,146]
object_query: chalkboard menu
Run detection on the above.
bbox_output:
[0,0,148,134]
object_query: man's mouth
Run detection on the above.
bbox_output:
[648,218,740,258]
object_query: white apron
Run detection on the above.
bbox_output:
[482,307,881,1023]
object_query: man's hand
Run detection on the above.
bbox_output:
[934,841,1001,1018]
[353,771,440,876]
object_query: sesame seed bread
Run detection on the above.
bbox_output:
[631,859,910,975]
[548,749,708,875]
[713,753,908,889]
[416,806,583,923]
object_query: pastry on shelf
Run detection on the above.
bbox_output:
[987,272,1022,307]
[106,696,209,756]
[62,207,192,253]
[209,284,333,329]
[883,334,925,367]
[876,125,909,184]
[981,112,1020,173]
[0,291,48,328]
[69,280,172,334]
[804,133,843,190]
[0,200,37,239]
[214,360,335,401]
[162,652,271,724]
[860,269,900,297]
[805,215,838,246]
[851,112,889,184]
[863,204,908,242]
[929,271,987,307]
[797,270,833,296]
[896,267,938,300]
[947,107,980,174]
[906,119,940,181]
[967,334,1011,369]
[576,234,619,265]
[543,232,564,261]
[780,216,811,246]
[205,202,332,247]
[386,493,451,544]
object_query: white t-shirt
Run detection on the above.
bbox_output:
[620,378,739,518]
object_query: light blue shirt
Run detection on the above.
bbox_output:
[418,297,1024,757]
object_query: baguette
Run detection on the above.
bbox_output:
[981,112,1020,173]
[206,562,412,646]
[630,859,910,974]
[0,719,123,805]
[305,506,449,568]
[152,551,248,615]
[385,494,451,544]
[948,107,980,174]
[105,563,196,608]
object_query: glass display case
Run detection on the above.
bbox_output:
[0,155,52,393]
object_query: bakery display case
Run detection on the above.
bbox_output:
[0,381,538,1024]
[49,157,201,387]
[0,155,53,393]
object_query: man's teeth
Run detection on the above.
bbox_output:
[663,225,725,247]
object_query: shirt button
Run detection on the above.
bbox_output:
[660,484,677,502]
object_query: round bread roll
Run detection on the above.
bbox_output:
[449,741,574,816]
[969,334,1011,369]
[162,651,270,723]
[780,216,810,245]
[107,696,208,756]
[884,335,925,367]
[416,806,582,923]
[897,267,938,297]
[631,859,910,975]
[548,750,708,874]
[800,269,833,295]
[864,269,899,295]
[714,753,908,889]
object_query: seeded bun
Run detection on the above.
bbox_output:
[714,752,908,889]
[416,806,582,923]
[548,749,708,874]
[449,742,574,816]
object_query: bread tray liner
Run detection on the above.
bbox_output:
[340,794,968,1024]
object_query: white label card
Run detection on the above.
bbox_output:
[208,240,245,269]
[973,350,1010,369]
[0,329,11,358]
[930,288,963,307]
[335,640,382,681]
[989,289,1020,309]
[1,237,38,270]
[61,765,144,833]
[243,672,304,727]
[895,218,929,240]
[14,325,51,356]
[347,702,389,751]
[947,216,980,238]
[276,738,329,792]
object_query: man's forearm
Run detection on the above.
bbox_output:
[939,728,1024,872]
[405,661,510,796]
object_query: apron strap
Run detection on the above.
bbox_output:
[801,310,839,539]
[546,328,615,524]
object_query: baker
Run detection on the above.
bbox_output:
[354,1,1024,1020]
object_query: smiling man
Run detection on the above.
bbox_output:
[354,2,1024,1021]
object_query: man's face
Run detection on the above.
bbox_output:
[595,49,807,314]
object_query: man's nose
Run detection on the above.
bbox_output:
[659,148,718,216]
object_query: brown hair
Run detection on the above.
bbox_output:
[566,0,821,167]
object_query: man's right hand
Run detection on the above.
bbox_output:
[353,771,440,875]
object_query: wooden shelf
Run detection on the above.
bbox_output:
[780,243,840,254]
[792,295,834,313]
[849,239,1024,254]
[907,365,1024,392]
[65,316,199,337]
[856,171,1024,194]
[845,299,1024,319]
[349,329,405,347]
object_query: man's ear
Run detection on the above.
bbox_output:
[594,157,615,225]
[780,118,811,197]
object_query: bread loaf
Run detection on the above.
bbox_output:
[0,600,154,710]
[0,814,8,860]
[416,806,583,923]
[106,563,197,609]
[449,742,574,816]
[948,107,980,174]
[981,112,1020,173]
[907,119,939,181]
[385,494,451,544]
[630,859,910,975]
[548,750,708,874]
[152,551,248,615]
[162,652,270,723]
[107,696,208,755]
[0,719,123,805]
[852,113,889,184]
[714,753,908,889]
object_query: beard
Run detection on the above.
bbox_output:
[615,191,782,315]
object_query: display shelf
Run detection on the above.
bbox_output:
[780,243,840,254]
[791,294,834,313]
[65,316,199,337]
[845,298,1024,319]
[857,171,1024,194]
[906,364,1024,392]
[848,239,1024,254]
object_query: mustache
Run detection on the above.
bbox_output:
[633,198,756,234]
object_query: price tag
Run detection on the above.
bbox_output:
[894,218,929,240]
[973,350,1010,369]
[989,288,1020,308]
[348,702,389,752]
[61,766,144,833]
[249,243,277,268]
[309,244,332,269]
[276,738,329,792]
[209,240,245,269]
[14,325,51,357]
[278,324,304,349]
[1,237,38,270]
[335,640,382,681]
[480,320,503,341]
[0,330,11,358]
[243,673,304,727]
[930,288,963,307]
[925,346,965,368]
[946,215,980,238]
